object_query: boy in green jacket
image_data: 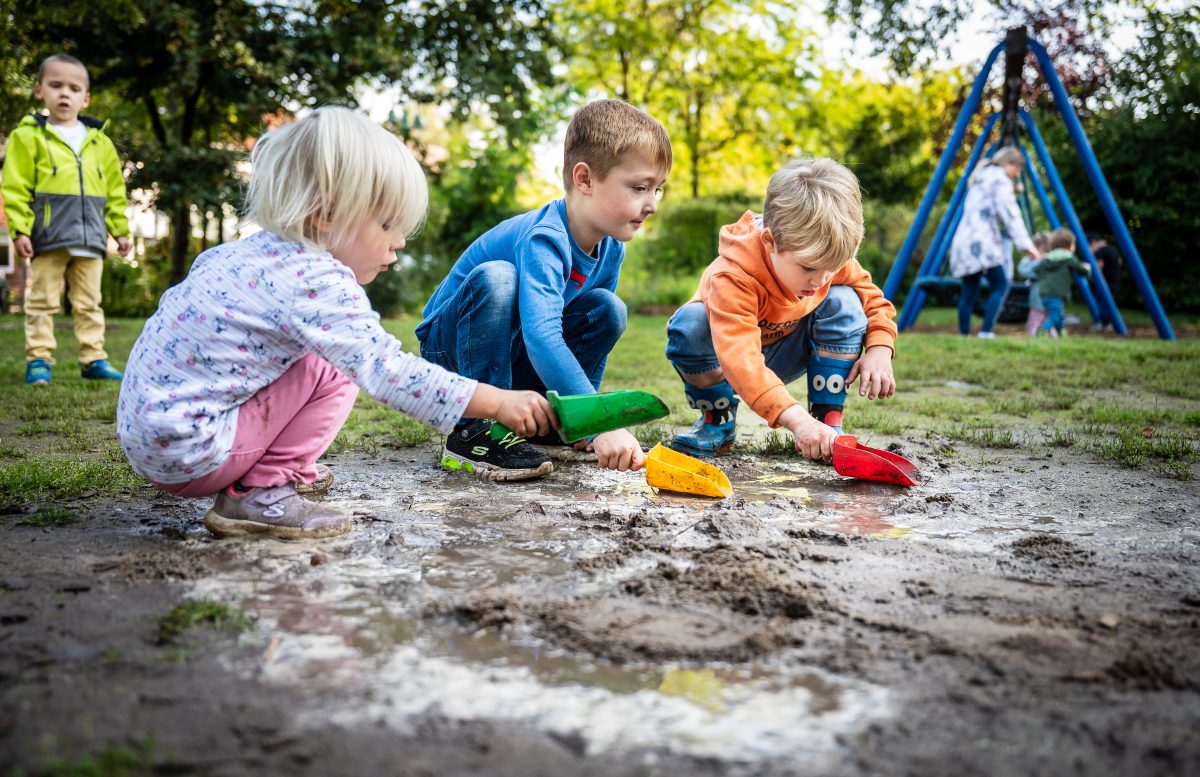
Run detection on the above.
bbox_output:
[1034,227,1092,337]
[2,54,131,385]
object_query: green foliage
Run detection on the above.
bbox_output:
[635,194,758,274]
[1035,7,1200,311]
[156,599,252,645]
[4,0,558,283]
[559,0,813,197]
[101,246,171,318]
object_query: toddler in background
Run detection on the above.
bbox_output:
[1034,227,1092,338]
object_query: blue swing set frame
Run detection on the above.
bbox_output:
[881,28,1174,340]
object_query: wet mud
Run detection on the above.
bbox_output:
[2,435,1199,775]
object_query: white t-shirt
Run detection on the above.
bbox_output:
[49,121,87,155]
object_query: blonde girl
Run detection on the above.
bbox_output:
[117,107,554,539]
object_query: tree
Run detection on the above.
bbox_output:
[5,0,556,284]
[558,0,813,197]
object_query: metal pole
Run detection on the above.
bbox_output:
[1028,40,1173,340]
[1019,144,1102,321]
[896,113,1001,330]
[883,42,1006,301]
[1020,111,1125,334]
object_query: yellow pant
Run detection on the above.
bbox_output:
[25,247,108,365]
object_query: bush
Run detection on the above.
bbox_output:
[638,194,759,274]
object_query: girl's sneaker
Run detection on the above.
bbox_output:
[204,483,351,539]
[442,419,553,481]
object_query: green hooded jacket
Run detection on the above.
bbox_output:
[2,112,129,256]
[1034,248,1092,299]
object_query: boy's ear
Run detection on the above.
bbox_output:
[760,228,777,254]
[570,162,594,196]
[81,91,91,110]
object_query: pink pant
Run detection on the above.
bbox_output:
[153,354,358,498]
[1025,308,1047,337]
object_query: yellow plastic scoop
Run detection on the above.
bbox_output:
[645,443,732,499]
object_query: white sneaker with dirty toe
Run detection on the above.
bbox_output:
[205,483,350,540]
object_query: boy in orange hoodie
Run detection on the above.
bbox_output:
[665,157,897,460]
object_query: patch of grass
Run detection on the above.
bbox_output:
[752,430,795,456]
[0,459,144,501]
[943,422,1021,449]
[156,599,253,645]
[29,738,158,777]
[633,423,673,447]
[1047,426,1078,448]
[17,505,77,527]
[1086,428,1198,480]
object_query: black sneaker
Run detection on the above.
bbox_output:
[442,419,554,481]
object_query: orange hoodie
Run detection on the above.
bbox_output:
[690,211,897,426]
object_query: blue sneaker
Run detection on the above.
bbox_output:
[670,381,739,457]
[81,359,123,381]
[25,359,52,386]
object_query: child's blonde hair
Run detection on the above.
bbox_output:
[1048,226,1076,251]
[562,99,672,189]
[762,156,864,271]
[245,106,428,253]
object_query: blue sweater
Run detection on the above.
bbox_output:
[417,199,624,395]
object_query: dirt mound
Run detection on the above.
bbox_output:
[622,545,815,620]
[1009,534,1094,567]
[1101,645,1190,691]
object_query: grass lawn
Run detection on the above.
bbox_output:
[1,301,1197,506]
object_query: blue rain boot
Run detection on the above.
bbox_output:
[670,381,739,457]
[807,354,854,434]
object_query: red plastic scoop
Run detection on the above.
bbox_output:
[833,435,921,486]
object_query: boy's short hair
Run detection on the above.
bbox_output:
[562,99,671,189]
[762,156,864,271]
[1048,227,1076,251]
[38,54,89,88]
[1032,231,1051,252]
[245,106,428,254]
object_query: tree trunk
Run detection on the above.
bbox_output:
[169,204,190,286]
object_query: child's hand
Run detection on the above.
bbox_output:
[13,236,32,258]
[116,236,132,257]
[493,390,556,438]
[778,405,838,460]
[847,345,895,400]
[591,428,645,471]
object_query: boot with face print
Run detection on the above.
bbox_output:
[669,380,739,457]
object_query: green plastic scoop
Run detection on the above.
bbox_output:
[497,389,669,442]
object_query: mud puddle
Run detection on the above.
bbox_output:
[3,436,1198,775]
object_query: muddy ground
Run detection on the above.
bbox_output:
[2,430,1199,776]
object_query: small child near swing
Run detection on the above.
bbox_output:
[1034,227,1092,337]
[1019,231,1051,337]
[663,157,897,461]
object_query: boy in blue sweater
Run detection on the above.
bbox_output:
[417,99,671,481]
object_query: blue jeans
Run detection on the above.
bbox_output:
[958,265,1010,335]
[417,261,626,394]
[1041,295,1066,334]
[665,285,867,384]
